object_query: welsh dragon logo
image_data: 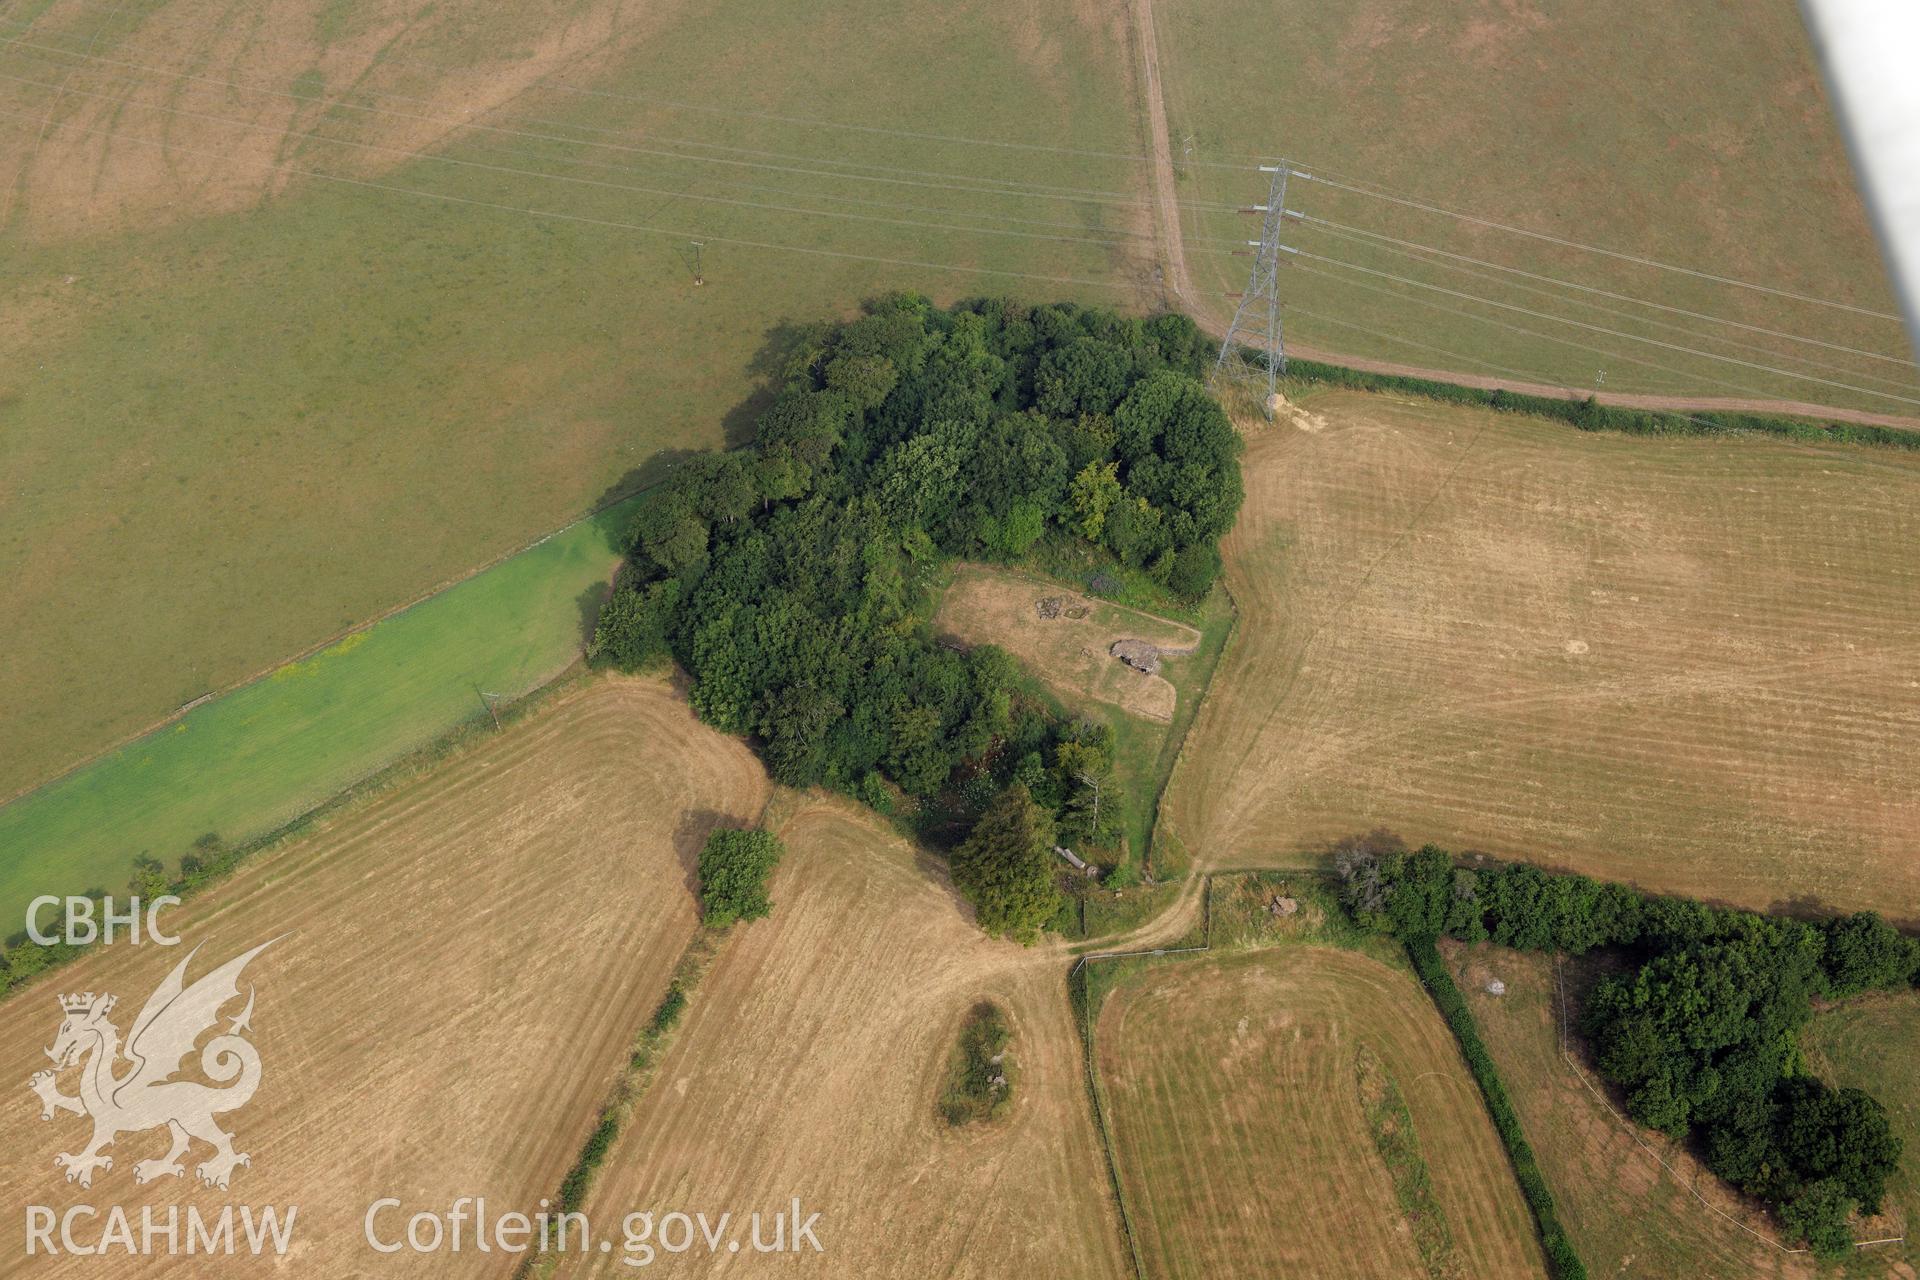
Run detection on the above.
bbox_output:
[27,940,276,1190]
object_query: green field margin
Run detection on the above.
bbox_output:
[0,492,646,927]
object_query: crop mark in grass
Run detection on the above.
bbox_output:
[1355,1042,1465,1280]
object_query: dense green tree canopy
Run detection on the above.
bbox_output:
[949,783,1062,942]
[697,828,784,929]
[589,297,1237,931]
[1336,845,1915,1256]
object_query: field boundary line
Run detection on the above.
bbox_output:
[0,469,677,813]
[1071,876,1215,1280]
[514,921,726,1280]
[1550,956,1905,1256]
[1140,578,1240,881]
[0,665,607,1003]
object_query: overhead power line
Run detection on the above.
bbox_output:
[0,36,1155,208]
[1292,249,1920,409]
[0,7,1187,166]
[1280,218,1920,397]
[0,67,1154,253]
[0,101,1138,289]
[1285,305,1570,386]
[3,56,1904,413]
[3,14,1911,413]
[0,39,1157,239]
[1289,260,1801,401]
[1281,306,1876,447]
[1286,167,1906,323]
[6,2,1904,338]
[1282,213,1916,369]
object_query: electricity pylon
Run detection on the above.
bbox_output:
[1214,163,1298,416]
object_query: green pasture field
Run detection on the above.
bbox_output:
[0,0,1146,801]
[1149,0,1920,413]
[1809,993,1920,1277]
[0,494,639,928]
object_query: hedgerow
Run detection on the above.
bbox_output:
[1267,354,1920,451]
[1406,938,1588,1280]
[1344,846,1915,1258]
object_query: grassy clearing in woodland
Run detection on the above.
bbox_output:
[1161,388,1920,918]
[934,559,1235,884]
[1093,946,1545,1280]
[0,0,1148,801]
[0,677,768,1275]
[936,563,1203,724]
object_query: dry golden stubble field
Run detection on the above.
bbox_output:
[0,676,767,1276]
[1159,388,1920,918]
[558,796,1128,1279]
[1094,944,1546,1280]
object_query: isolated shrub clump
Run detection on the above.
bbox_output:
[938,1001,1014,1126]
[696,828,784,928]
[650,983,688,1034]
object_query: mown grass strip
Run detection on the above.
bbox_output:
[0,492,648,926]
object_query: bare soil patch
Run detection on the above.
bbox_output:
[937,562,1202,723]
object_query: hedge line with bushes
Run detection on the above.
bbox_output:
[1343,845,1914,1257]
[1406,937,1589,1280]
[1267,354,1920,451]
